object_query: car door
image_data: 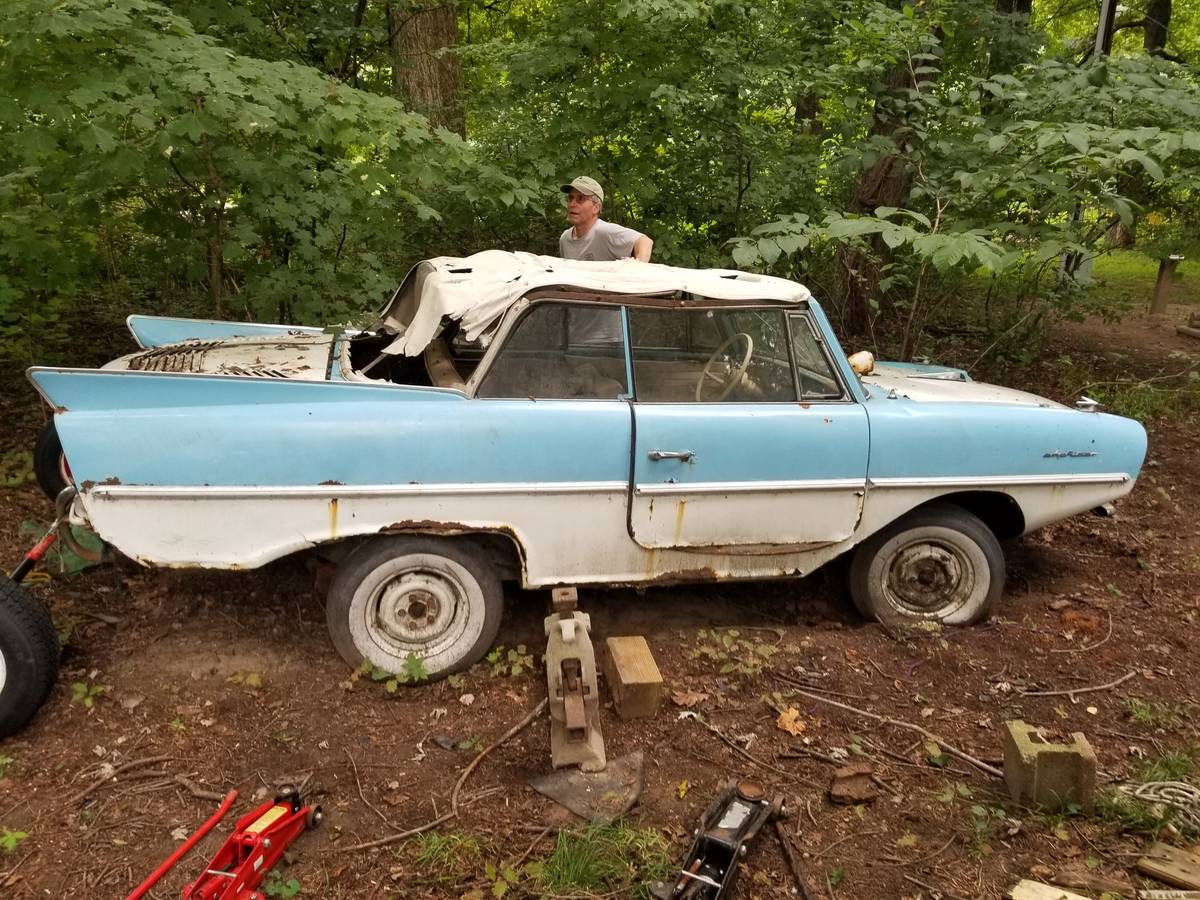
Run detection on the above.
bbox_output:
[627,305,868,550]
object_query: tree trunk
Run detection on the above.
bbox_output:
[1150,256,1178,314]
[386,2,464,136]
[835,66,920,335]
[1144,0,1171,54]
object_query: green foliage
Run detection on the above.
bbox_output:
[0,0,531,363]
[690,628,779,678]
[355,654,429,692]
[0,829,29,853]
[263,871,301,898]
[0,754,14,778]
[1134,748,1198,783]
[70,680,105,709]
[1096,788,1176,833]
[18,519,104,578]
[486,644,533,678]
[407,831,483,872]
[538,823,672,896]
[1125,697,1192,730]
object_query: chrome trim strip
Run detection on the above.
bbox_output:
[869,473,1130,488]
[636,479,866,496]
[90,481,629,500]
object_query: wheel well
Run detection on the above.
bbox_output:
[366,527,525,582]
[920,491,1025,539]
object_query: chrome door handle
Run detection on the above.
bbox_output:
[647,449,695,461]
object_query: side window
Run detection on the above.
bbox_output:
[788,315,844,400]
[628,308,797,403]
[475,302,628,400]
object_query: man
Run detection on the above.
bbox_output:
[559,176,653,262]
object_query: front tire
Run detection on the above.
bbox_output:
[849,503,1004,625]
[0,576,60,737]
[325,536,503,681]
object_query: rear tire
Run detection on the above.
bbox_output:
[33,421,70,501]
[325,536,503,681]
[0,576,60,737]
[849,503,1004,625]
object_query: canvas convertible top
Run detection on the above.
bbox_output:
[378,250,812,357]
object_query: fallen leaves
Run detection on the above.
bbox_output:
[776,706,807,736]
[671,689,708,708]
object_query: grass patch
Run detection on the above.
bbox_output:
[1096,788,1174,834]
[1124,697,1192,731]
[539,822,672,897]
[1134,748,1198,784]
[405,830,483,873]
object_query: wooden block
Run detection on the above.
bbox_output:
[602,636,663,720]
[1008,880,1091,900]
[1138,843,1200,890]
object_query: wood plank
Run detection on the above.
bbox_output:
[1138,843,1200,891]
[1176,324,1200,340]
[1009,879,1091,900]
[603,636,663,720]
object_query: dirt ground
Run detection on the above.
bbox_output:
[1,302,1197,900]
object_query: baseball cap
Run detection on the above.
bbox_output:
[561,176,604,203]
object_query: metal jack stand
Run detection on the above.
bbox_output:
[544,586,606,772]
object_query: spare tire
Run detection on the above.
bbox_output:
[0,575,60,737]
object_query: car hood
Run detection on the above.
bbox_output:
[102,333,336,381]
[862,363,1068,408]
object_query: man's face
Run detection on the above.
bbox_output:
[565,190,600,227]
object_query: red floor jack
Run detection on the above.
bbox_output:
[127,787,321,900]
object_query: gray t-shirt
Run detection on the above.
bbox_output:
[559,219,643,261]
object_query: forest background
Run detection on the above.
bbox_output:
[2,0,1199,370]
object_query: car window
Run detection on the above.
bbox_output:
[628,308,797,403]
[475,302,628,400]
[787,314,844,400]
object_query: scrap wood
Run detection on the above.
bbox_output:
[776,684,1003,779]
[1050,865,1135,896]
[773,820,818,900]
[1020,669,1137,699]
[1139,891,1200,898]
[1137,843,1200,890]
[65,754,174,806]
[1008,879,1091,900]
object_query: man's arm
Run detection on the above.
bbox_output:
[632,234,653,262]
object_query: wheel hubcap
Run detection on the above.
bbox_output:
[885,542,972,613]
[372,570,464,648]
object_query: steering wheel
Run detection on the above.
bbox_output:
[695,332,754,402]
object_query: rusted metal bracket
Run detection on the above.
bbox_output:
[545,587,606,773]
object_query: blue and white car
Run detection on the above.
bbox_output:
[11,250,1146,734]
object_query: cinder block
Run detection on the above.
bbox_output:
[602,636,663,720]
[1002,720,1096,813]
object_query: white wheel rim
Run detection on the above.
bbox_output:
[0,644,6,696]
[874,528,988,621]
[349,553,484,671]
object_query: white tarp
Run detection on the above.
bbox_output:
[380,250,811,357]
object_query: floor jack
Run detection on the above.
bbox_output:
[128,787,321,900]
[544,587,606,772]
[650,780,785,900]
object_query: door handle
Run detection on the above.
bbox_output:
[647,449,695,462]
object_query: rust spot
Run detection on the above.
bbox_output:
[329,498,338,539]
[672,499,687,544]
[381,519,474,535]
[319,479,344,486]
[640,566,721,586]
[53,405,69,414]
[80,480,95,491]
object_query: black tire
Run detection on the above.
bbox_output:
[33,420,71,501]
[0,576,60,738]
[325,536,504,681]
[849,503,1004,626]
